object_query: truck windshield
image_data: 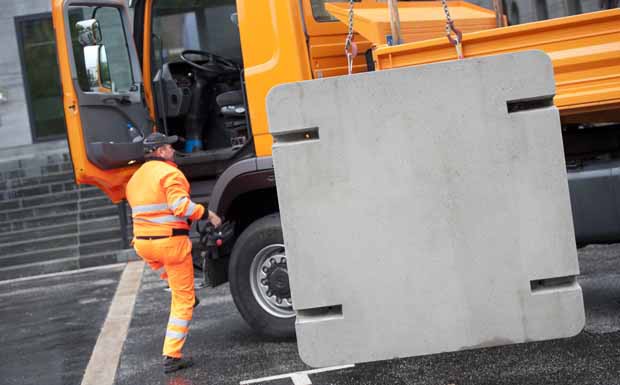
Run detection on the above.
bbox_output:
[152,0,242,68]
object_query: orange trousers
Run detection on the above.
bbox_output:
[134,236,195,358]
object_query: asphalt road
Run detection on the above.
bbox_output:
[114,243,620,385]
[0,264,125,385]
[2,244,620,385]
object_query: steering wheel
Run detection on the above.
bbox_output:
[180,49,239,75]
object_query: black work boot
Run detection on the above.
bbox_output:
[164,356,193,374]
[193,296,200,308]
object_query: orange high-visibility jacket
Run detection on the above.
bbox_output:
[126,159,205,236]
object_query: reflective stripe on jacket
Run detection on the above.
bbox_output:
[126,159,205,236]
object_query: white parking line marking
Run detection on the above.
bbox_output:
[291,373,312,385]
[0,263,126,285]
[240,364,354,384]
[81,261,144,385]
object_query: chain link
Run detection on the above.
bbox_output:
[345,0,355,75]
[440,0,454,29]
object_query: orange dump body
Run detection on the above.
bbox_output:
[326,1,499,45]
[367,8,620,124]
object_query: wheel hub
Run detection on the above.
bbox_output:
[262,260,291,300]
[250,244,295,318]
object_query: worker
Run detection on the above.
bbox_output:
[126,132,221,374]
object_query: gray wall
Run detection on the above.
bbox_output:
[0,0,52,148]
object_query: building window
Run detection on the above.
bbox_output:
[310,0,361,22]
[15,13,66,142]
[509,2,521,24]
[536,0,549,20]
[566,0,582,15]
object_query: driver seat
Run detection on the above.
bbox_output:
[216,90,244,113]
[216,90,247,148]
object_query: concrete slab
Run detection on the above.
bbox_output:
[267,51,585,367]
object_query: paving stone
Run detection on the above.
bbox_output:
[0,200,19,211]
[80,206,118,220]
[0,246,78,269]
[79,239,122,256]
[0,223,78,244]
[33,202,78,217]
[78,252,120,269]
[79,217,120,233]
[79,229,122,245]
[22,191,79,208]
[6,208,34,220]
[0,234,77,256]
[21,213,77,229]
[0,257,79,281]
[79,197,115,211]
[14,185,50,199]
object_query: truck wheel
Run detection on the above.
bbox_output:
[229,213,295,338]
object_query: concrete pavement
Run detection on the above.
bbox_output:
[0,264,125,385]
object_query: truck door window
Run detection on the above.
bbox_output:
[152,0,242,69]
[310,0,361,22]
[69,6,134,93]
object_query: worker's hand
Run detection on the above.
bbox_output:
[207,210,222,228]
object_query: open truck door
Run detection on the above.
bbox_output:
[52,0,149,202]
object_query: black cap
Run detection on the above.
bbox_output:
[143,132,178,153]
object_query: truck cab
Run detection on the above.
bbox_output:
[52,0,376,337]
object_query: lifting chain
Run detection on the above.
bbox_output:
[344,0,357,75]
[440,0,464,59]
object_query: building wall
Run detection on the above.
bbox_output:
[0,0,131,151]
[0,0,52,148]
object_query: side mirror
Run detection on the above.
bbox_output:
[84,44,112,92]
[97,45,112,90]
[76,19,102,46]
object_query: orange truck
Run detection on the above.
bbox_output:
[51,0,620,337]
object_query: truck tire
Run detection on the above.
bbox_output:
[229,213,295,338]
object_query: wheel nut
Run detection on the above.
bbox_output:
[261,279,268,285]
[262,267,268,273]
[276,298,282,304]
[269,258,276,265]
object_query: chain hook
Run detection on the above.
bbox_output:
[344,0,357,75]
[446,21,464,59]
[441,0,464,59]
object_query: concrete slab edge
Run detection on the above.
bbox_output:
[81,260,145,385]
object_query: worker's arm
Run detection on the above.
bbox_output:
[161,170,221,227]
[161,170,205,222]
